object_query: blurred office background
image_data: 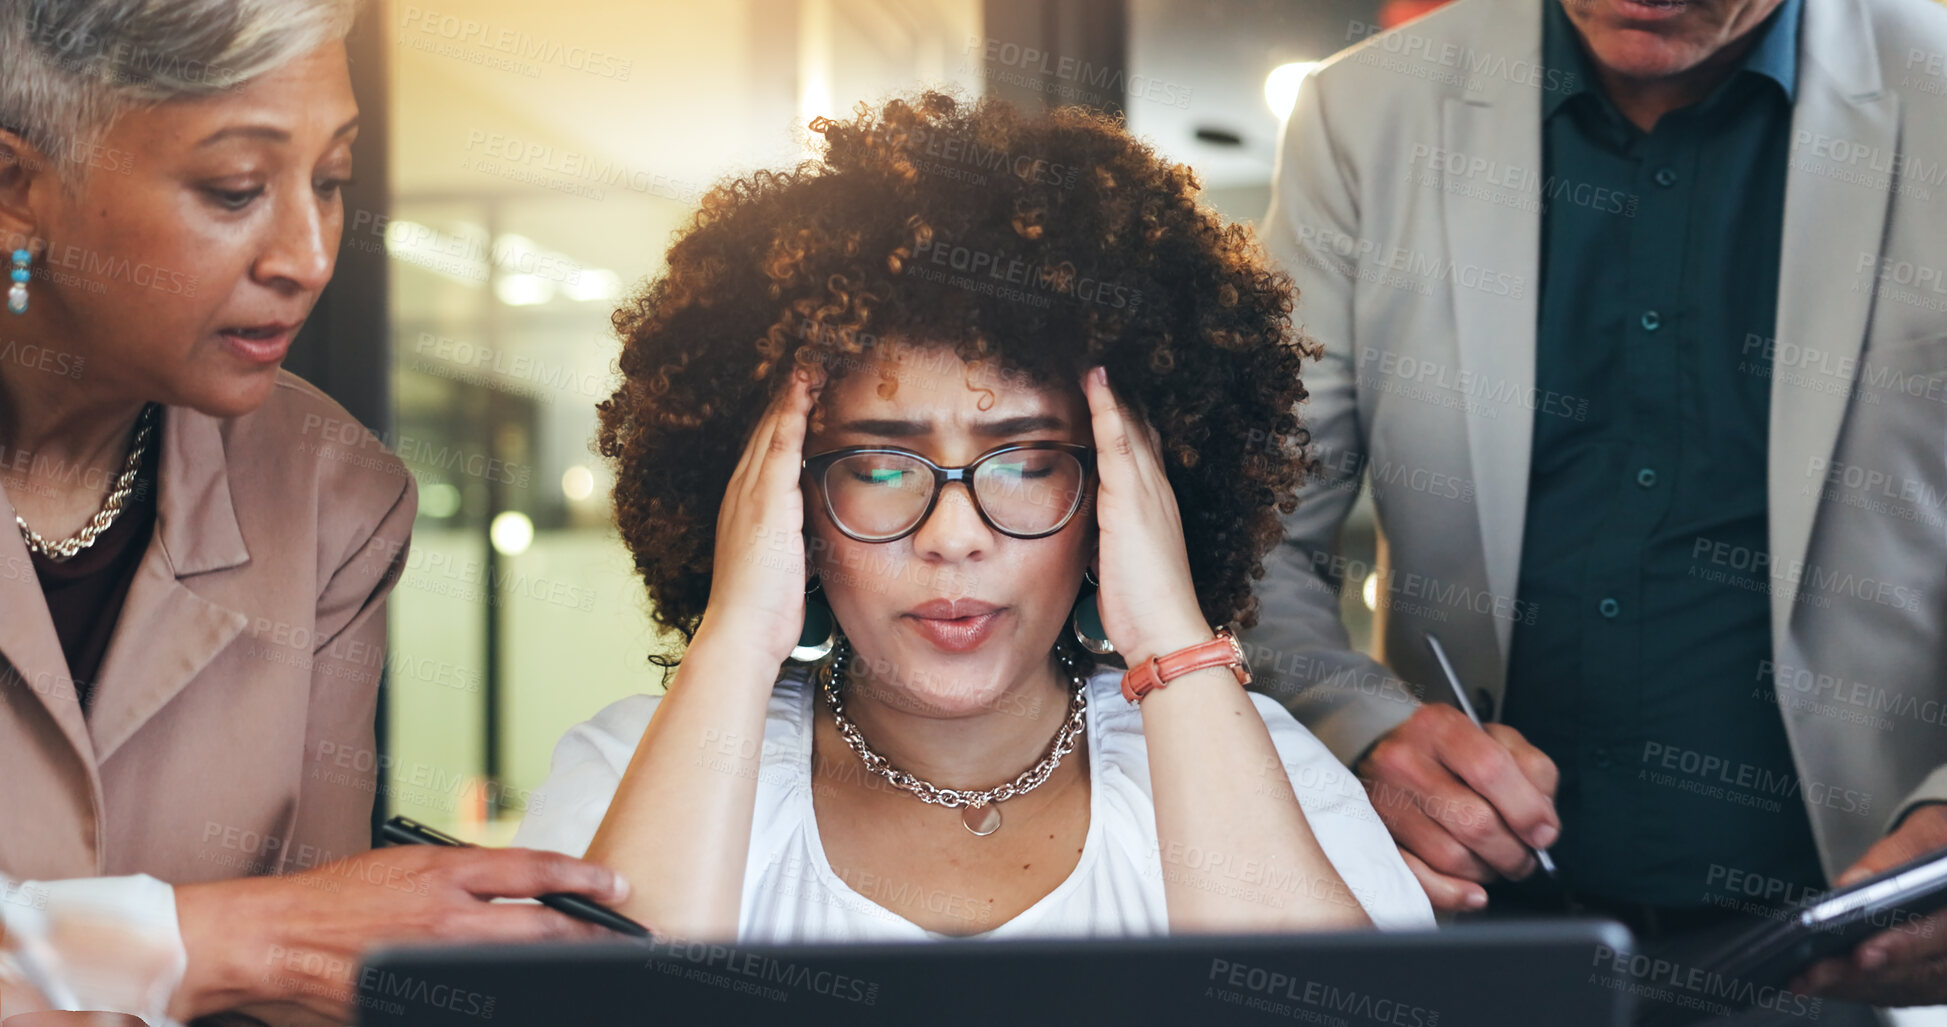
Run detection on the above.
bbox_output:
[292,0,1427,843]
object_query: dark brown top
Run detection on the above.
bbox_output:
[28,435,159,713]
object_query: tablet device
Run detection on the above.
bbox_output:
[356,919,1636,1027]
[1704,845,1947,978]
[1636,845,1947,1026]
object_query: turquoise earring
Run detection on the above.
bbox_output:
[790,576,837,663]
[1071,567,1115,655]
[8,249,28,315]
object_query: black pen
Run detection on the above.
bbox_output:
[380,815,651,938]
[1423,634,1559,879]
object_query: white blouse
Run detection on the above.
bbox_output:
[513,664,1435,940]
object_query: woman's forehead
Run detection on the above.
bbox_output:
[815,346,1084,433]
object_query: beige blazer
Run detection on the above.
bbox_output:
[0,371,414,885]
[1245,0,1947,880]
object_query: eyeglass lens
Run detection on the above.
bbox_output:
[823,449,1086,540]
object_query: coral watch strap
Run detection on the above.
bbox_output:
[1120,627,1252,704]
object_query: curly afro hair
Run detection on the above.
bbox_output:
[598,91,1317,659]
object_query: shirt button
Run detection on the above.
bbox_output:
[1595,746,1613,769]
[1654,167,1679,187]
[1599,597,1621,618]
[1636,467,1658,488]
[1641,310,1662,332]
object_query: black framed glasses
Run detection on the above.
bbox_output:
[803,442,1095,543]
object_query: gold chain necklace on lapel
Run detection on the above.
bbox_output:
[14,403,159,562]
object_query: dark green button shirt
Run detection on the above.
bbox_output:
[1499,0,1826,908]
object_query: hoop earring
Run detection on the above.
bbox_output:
[8,249,29,315]
[1071,571,1114,655]
[790,576,837,663]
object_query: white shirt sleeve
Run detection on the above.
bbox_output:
[1248,692,1439,931]
[0,872,187,1026]
[512,693,663,858]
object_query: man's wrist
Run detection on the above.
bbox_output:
[1891,802,1947,836]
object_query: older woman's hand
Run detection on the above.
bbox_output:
[695,365,826,666]
[168,846,629,1022]
[1081,365,1217,665]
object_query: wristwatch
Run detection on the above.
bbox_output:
[1121,626,1252,704]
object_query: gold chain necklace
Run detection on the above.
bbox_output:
[14,403,159,562]
[820,637,1089,836]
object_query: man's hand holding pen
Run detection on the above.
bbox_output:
[1357,702,1561,912]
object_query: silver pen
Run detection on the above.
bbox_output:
[1424,633,1559,879]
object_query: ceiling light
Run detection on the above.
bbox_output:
[495,274,554,306]
[420,482,462,519]
[490,511,534,556]
[561,465,596,502]
[564,269,622,303]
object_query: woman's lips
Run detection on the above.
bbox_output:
[903,604,1006,653]
[1611,0,1693,21]
[218,324,298,365]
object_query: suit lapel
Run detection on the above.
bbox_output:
[88,407,251,764]
[0,482,98,770]
[1768,0,1895,643]
[1439,6,1545,663]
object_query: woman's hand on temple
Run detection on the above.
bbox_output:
[696,365,826,665]
[1081,365,1216,665]
[167,846,629,1022]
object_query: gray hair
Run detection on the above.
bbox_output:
[1,0,357,175]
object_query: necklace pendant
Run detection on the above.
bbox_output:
[962,801,1001,837]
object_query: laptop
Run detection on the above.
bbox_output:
[357,918,1636,1026]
